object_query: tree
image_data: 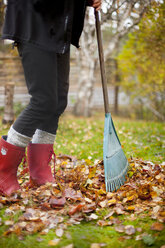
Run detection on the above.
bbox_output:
[0,0,5,36]
[118,1,165,121]
[73,0,151,116]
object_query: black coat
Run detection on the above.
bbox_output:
[2,0,87,53]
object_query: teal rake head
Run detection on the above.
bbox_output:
[103,113,129,192]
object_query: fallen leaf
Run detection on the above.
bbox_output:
[125,225,136,235]
[90,244,101,248]
[115,206,125,215]
[136,227,142,232]
[138,184,152,200]
[106,192,114,199]
[49,197,66,209]
[126,206,135,211]
[159,211,165,217]
[62,244,74,248]
[98,200,107,208]
[4,220,14,226]
[84,197,93,203]
[150,222,164,231]
[88,213,98,220]
[97,220,113,226]
[56,228,64,237]
[104,210,115,220]
[83,203,96,213]
[48,238,60,246]
[64,188,82,201]
[68,204,84,216]
[115,225,125,233]
[108,198,117,206]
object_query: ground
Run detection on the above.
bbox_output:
[0,113,164,248]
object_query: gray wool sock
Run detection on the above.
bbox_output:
[7,126,32,148]
[31,129,56,144]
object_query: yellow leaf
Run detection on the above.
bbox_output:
[151,191,157,198]
[98,189,106,195]
[48,239,60,246]
[61,161,67,165]
[88,166,97,179]
[108,199,117,206]
[106,192,114,199]
[127,195,135,201]
[159,211,165,217]
[127,206,135,211]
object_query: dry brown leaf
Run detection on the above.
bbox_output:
[4,220,14,226]
[159,211,165,217]
[68,204,84,216]
[98,200,107,208]
[49,197,66,209]
[138,184,152,200]
[104,210,115,220]
[88,166,97,179]
[150,222,164,231]
[88,213,98,220]
[106,192,114,199]
[64,188,82,201]
[83,203,96,213]
[97,220,113,226]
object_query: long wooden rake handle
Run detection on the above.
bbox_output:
[95,10,110,114]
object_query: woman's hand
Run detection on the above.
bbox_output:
[87,0,102,11]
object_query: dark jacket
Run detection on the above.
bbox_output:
[2,0,87,53]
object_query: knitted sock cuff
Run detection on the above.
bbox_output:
[31,129,56,144]
[7,126,32,148]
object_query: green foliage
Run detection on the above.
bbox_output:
[118,2,165,119]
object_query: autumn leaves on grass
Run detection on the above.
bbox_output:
[0,156,164,245]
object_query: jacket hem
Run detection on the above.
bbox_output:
[2,34,71,53]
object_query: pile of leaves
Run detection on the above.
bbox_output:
[0,155,164,244]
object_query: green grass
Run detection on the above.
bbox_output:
[0,113,164,248]
[0,212,165,248]
[54,113,164,163]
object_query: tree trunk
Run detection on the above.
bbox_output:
[73,54,95,117]
[73,10,97,117]
[2,82,15,124]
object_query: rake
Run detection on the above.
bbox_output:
[95,10,129,192]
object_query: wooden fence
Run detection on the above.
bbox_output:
[0,54,129,122]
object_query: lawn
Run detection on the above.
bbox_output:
[0,113,164,248]
[54,113,164,163]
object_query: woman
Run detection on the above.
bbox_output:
[0,0,102,196]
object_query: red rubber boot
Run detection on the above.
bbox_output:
[27,143,55,186]
[0,136,25,196]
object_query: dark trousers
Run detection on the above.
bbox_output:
[13,42,70,137]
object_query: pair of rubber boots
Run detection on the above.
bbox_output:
[0,136,55,196]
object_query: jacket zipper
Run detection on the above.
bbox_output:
[62,15,69,54]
